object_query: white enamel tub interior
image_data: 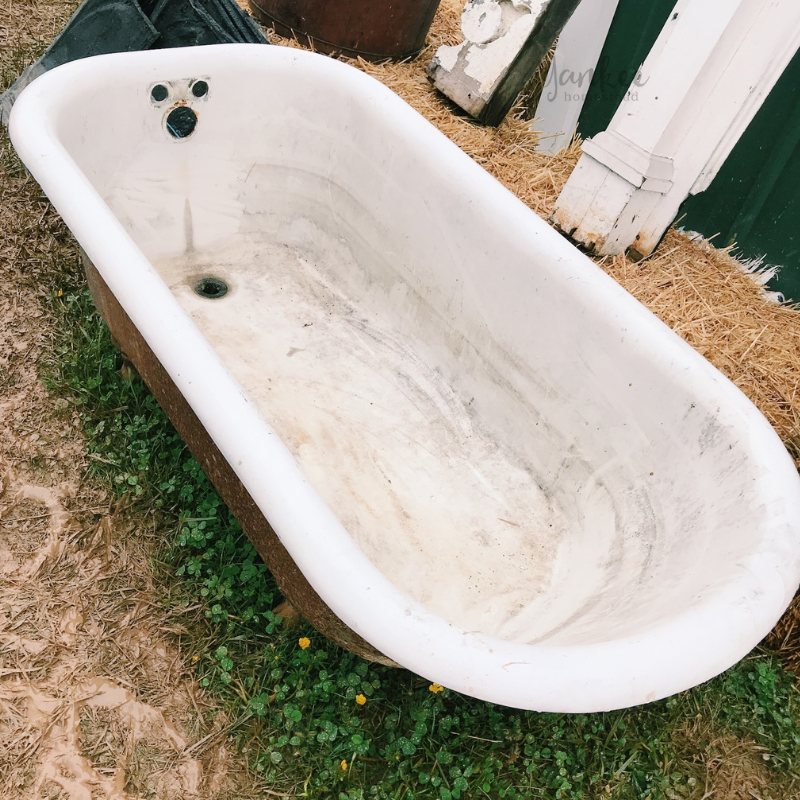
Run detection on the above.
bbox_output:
[10,44,800,712]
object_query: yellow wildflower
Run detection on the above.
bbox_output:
[298,637,311,650]
[355,694,367,705]
[341,759,348,771]
[57,289,63,297]
[191,654,199,662]
[429,683,444,694]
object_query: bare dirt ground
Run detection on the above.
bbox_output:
[0,187,268,800]
[0,4,272,796]
[0,178,268,800]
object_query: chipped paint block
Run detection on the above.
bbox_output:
[552,130,674,257]
[427,0,582,126]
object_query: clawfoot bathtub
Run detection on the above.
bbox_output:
[10,44,800,712]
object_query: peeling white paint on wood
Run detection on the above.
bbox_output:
[533,0,619,153]
[427,0,581,123]
[553,0,800,257]
[463,12,538,93]
[429,0,545,114]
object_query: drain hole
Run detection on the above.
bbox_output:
[151,83,169,102]
[194,277,228,299]
[166,106,197,139]
[192,80,209,98]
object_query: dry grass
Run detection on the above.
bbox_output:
[0,0,76,91]
[0,450,268,796]
[674,716,779,800]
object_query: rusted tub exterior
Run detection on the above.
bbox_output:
[82,253,398,666]
[249,0,441,60]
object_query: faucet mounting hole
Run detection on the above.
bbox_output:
[151,83,169,102]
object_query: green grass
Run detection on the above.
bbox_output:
[40,285,800,800]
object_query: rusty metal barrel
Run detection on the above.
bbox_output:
[248,0,442,61]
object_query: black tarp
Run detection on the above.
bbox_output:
[1,0,268,123]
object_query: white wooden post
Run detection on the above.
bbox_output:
[532,0,619,154]
[551,0,800,258]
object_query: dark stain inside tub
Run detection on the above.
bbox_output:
[194,277,228,299]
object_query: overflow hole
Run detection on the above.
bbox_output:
[194,277,228,299]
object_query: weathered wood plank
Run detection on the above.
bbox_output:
[427,0,583,127]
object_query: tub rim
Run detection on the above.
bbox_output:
[10,43,800,712]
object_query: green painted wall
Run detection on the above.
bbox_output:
[577,0,675,139]
[680,47,800,302]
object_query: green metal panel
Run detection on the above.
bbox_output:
[577,0,676,139]
[576,1,800,301]
[679,46,800,301]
